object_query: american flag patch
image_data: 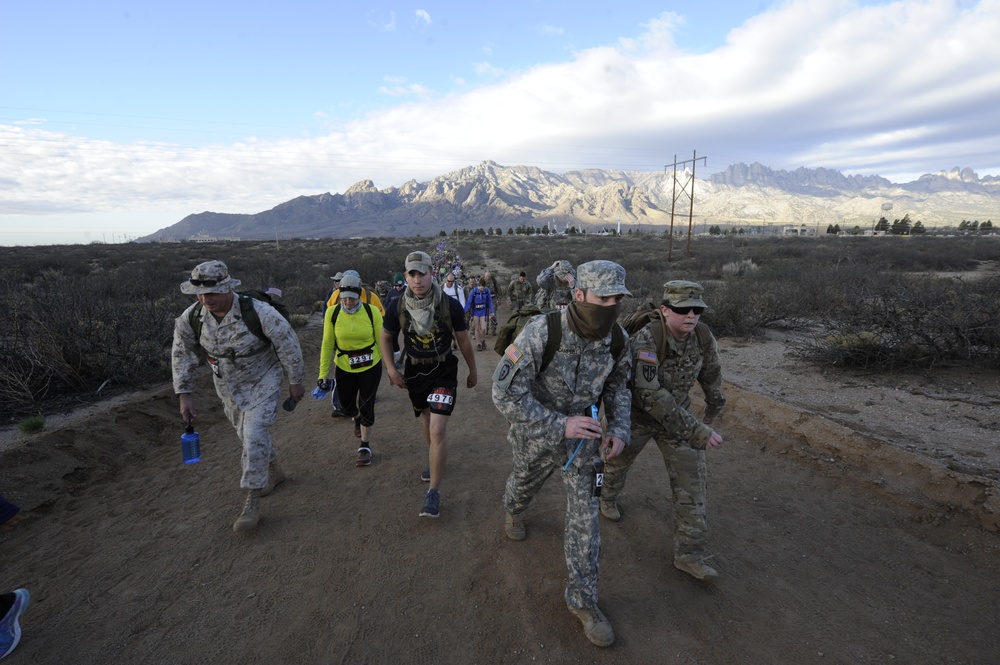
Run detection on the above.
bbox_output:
[638,350,657,364]
[505,345,523,363]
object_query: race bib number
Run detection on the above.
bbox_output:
[427,389,455,406]
[347,349,374,368]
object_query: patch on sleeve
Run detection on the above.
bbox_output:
[637,350,658,364]
[505,344,523,364]
[492,357,520,391]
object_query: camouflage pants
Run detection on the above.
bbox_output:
[602,421,708,559]
[219,389,281,490]
[503,436,602,609]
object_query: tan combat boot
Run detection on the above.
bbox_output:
[674,555,719,581]
[260,461,286,497]
[504,512,525,541]
[599,499,621,521]
[233,490,261,532]
[568,604,615,647]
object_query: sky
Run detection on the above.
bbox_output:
[2,0,999,245]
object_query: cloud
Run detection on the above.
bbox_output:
[415,9,431,25]
[3,0,999,225]
[538,23,564,36]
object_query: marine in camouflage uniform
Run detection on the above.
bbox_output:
[492,260,632,648]
[601,280,726,580]
[507,272,534,310]
[535,260,575,309]
[172,261,305,533]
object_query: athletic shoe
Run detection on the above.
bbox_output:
[420,466,431,483]
[419,489,440,518]
[331,408,347,418]
[356,447,372,467]
[0,588,30,659]
[353,419,362,438]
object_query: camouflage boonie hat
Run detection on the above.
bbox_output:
[576,260,630,297]
[663,280,707,308]
[180,260,241,295]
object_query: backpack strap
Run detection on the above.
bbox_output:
[538,310,563,373]
[397,293,454,338]
[187,295,269,346]
[694,321,713,355]
[330,302,376,355]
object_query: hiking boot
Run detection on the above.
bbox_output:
[599,499,621,521]
[260,461,286,497]
[419,489,440,518]
[233,490,261,532]
[504,512,525,541]
[356,447,372,467]
[674,556,719,581]
[0,588,30,660]
[353,418,362,438]
[420,466,431,483]
[567,604,615,647]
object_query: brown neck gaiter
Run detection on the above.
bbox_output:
[566,300,620,341]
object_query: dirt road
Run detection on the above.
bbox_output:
[2,314,998,664]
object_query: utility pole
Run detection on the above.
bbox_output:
[665,150,707,259]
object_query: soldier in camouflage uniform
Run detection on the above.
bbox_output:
[507,271,533,310]
[535,259,576,309]
[601,280,725,580]
[493,260,632,648]
[172,261,305,533]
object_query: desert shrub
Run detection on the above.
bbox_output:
[18,415,45,433]
[792,273,1000,369]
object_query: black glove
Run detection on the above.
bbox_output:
[317,378,333,392]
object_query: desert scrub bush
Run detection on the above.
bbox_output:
[793,273,1000,370]
[18,415,45,433]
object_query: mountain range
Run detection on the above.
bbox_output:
[139,161,999,241]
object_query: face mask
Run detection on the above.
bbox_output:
[566,300,620,341]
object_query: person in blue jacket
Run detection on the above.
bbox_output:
[464,278,494,351]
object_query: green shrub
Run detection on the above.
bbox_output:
[18,415,45,433]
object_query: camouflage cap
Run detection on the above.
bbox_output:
[576,260,630,297]
[338,274,362,299]
[405,251,433,274]
[180,260,241,295]
[554,260,574,279]
[663,280,707,308]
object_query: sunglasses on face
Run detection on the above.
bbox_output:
[189,278,221,287]
[667,305,705,316]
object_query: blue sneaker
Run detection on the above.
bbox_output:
[0,588,30,659]
[420,466,431,483]
[419,489,440,518]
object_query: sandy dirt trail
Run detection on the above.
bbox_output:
[1,312,998,664]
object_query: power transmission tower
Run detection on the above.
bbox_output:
[665,150,707,259]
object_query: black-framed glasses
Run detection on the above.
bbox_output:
[189,278,221,287]
[667,305,705,316]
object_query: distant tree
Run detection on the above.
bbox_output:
[507,227,514,235]
[541,225,550,235]
[911,220,926,234]
[874,216,890,233]
[495,227,503,236]
[439,230,447,237]
[826,224,836,234]
[833,224,841,234]
[891,214,911,235]
[849,225,862,235]
[981,220,994,234]
[486,227,493,235]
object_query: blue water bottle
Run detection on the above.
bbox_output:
[181,423,201,464]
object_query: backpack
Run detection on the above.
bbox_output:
[189,289,291,345]
[326,286,378,310]
[620,302,712,360]
[328,302,376,354]
[494,305,626,374]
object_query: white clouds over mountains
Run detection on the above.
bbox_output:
[1,0,998,242]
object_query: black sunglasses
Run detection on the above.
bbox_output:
[667,305,705,316]
[189,278,221,287]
